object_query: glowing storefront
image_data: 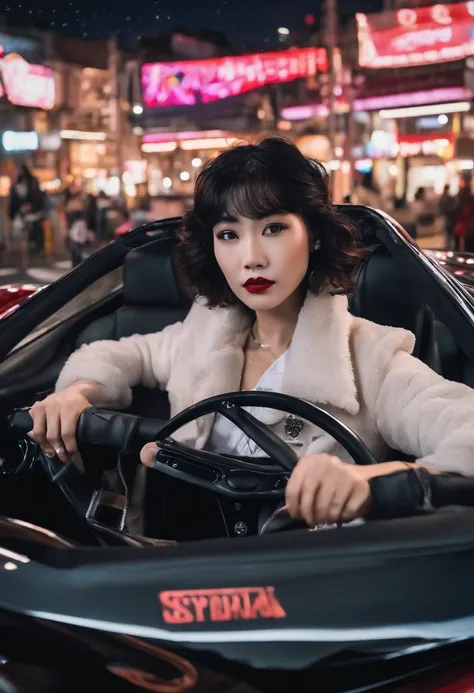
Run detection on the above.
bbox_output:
[354,2,474,198]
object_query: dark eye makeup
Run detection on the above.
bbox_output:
[215,222,288,241]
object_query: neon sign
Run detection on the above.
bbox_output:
[397,133,455,157]
[0,52,55,110]
[353,86,472,111]
[357,2,474,69]
[141,47,327,108]
[2,131,39,152]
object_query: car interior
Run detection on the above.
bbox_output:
[0,206,473,548]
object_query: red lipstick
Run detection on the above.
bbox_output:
[243,277,275,294]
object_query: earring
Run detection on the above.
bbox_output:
[313,240,321,251]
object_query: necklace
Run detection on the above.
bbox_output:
[250,327,291,363]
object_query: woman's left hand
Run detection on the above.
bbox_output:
[285,454,374,527]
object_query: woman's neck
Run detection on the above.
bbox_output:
[252,291,303,353]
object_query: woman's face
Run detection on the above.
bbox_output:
[213,213,310,311]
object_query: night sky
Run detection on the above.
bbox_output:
[3,0,383,50]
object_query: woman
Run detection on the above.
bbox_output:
[28,138,474,528]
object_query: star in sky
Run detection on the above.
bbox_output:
[2,0,383,49]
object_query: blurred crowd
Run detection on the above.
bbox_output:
[5,164,474,273]
[347,171,474,253]
[6,165,153,269]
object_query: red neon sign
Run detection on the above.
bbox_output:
[0,52,55,109]
[357,2,474,69]
[141,47,327,108]
[397,133,455,157]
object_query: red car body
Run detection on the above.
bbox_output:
[0,284,42,321]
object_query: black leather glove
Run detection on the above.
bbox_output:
[368,467,432,520]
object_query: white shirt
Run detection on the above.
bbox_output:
[206,350,289,457]
[206,349,365,531]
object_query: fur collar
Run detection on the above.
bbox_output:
[281,292,359,415]
[180,291,359,418]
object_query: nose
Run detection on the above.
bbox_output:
[243,235,268,270]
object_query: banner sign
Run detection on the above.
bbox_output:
[0,51,55,109]
[142,47,327,108]
[357,2,474,69]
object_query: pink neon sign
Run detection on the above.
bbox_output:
[142,129,227,143]
[0,53,55,110]
[353,86,472,111]
[357,2,474,68]
[141,47,327,108]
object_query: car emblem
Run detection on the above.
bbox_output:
[159,586,286,624]
[284,415,304,439]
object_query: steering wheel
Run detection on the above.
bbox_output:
[8,392,377,536]
[9,395,474,536]
[150,391,376,501]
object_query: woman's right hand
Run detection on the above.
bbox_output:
[28,389,92,463]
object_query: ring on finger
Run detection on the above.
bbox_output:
[55,446,66,457]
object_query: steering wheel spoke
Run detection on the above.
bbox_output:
[216,401,299,471]
[154,438,288,499]
[152,391,377,501]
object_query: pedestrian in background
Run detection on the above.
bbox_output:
[9,165,45,260]
[454,185,474,253]
[439,184,458,250]
[67,212,96,267]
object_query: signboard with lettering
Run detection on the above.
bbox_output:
[0,52,55,110]
[397,133,455,157]
[142,47,327,108]
[357,2,474,69]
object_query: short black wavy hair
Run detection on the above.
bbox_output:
[179,137,363,308]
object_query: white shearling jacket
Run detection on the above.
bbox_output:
[56,291,474,474]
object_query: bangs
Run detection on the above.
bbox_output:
[198,174,296,225]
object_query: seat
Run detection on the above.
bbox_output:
[350,244,440,372]
[75,235,192,418]
[347,208,440,374]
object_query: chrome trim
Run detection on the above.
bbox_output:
[260,504,287,535]
[15,438,37,475]
[116,455,129,532]
[85,489,102,522]
[85,488,126,524]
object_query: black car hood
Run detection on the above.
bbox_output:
[1,509,474,670]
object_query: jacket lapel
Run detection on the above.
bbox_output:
[171,301,250,446]
[282,292,360,415]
